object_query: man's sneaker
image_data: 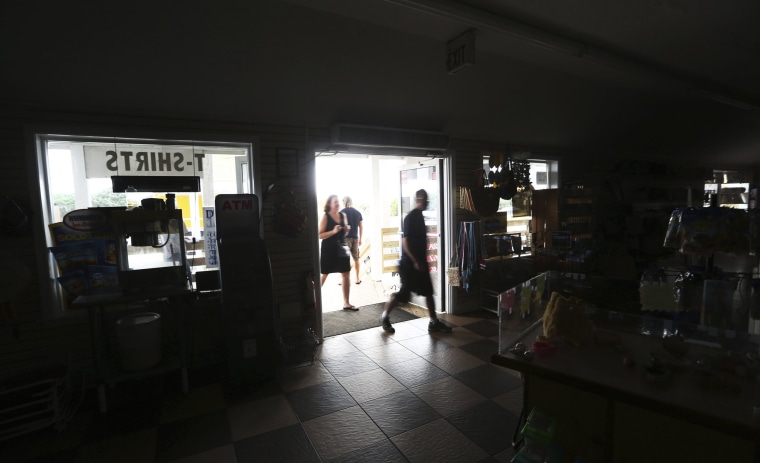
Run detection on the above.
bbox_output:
[428,318,452,333]
[381,316,395,333]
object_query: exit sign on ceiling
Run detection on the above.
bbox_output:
[446,30,475,74]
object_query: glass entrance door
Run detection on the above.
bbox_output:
[399,159,444,312]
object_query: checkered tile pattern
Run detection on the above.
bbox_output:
[2,314,523,463]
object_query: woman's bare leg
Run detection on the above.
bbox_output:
[341,272,351,306]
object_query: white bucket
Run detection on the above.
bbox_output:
[116,312,162,371]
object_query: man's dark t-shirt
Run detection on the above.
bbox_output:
[341,207,362,239]
[401,208,427,267]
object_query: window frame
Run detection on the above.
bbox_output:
[480,157,559,213]
[480,155,559,248]
[27,127,259,321]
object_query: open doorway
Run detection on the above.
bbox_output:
[315,152,447,337]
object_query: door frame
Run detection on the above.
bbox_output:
[235,156,251,194]
[307,146,455,339]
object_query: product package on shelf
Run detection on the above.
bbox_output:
[48,219,119,308]
[86,265,119,289]
[673,271,704,313]
[49,241,98,275]
[512,408,563,463]
[663,206,752,255]
[56,271,88,308]
[702,279,737,329]
[539,291,594,346]
[639,268,676,312]
[663,207,686,249]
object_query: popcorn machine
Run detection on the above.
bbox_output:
[109,175,200,291]
[110,208,190,290]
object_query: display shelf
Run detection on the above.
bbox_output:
[481,232,523,259]
[531,188,559,251]
[558,182,596,243]
[480,232,522,313]
[0,362,83,442]
[534,249,591,274]
[480,288,500,315]
[479,231,535,313]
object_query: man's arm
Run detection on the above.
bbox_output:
[401,236,420,270]
[358,220,363,245]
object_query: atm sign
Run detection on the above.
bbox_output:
[219,199,255,211]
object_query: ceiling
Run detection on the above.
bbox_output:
[1,0,759,167]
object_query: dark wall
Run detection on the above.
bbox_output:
[0,106,320,378]
[2,0,760,166]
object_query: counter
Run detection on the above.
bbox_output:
[491,272,760,463]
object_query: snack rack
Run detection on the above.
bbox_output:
[0,362,83,442]
[279,326,320,366]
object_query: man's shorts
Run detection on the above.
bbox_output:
[345,238,360,260]
[395,262,433,303]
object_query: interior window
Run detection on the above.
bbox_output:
[35,136,252,317]
[481,156,558,248]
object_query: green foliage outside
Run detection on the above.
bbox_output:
[389,198,398,216]
[53,189,126,213]
[92,190,127,208]
[53,193,75,212]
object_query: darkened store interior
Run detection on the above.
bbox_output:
[2,1,760,462]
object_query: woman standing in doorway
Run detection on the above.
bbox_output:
[318,195,356,310]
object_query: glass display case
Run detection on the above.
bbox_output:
[493,272,760,462]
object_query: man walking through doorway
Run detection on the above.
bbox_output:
[341,196,364,285]
[381,189,452,334]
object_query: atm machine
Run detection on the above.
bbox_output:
[214,194,277,382]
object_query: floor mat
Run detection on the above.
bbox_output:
[323,302,419,337]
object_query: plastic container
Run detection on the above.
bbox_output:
[521,408,557,445]
[116,313,162,371]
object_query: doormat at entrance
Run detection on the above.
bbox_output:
[323,302,418,337]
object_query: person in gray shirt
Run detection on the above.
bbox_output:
[340,196,364,285]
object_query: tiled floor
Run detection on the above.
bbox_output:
[2,313,523,463]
